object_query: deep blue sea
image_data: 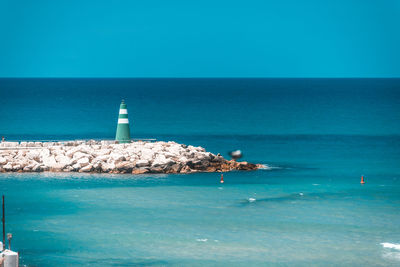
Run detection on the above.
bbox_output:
[0,78,400,266]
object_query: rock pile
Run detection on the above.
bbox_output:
[0,141,261,174]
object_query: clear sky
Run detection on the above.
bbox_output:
[0,0,399,77]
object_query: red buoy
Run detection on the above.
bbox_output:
[220,173,224,184]
[360,175,365,184]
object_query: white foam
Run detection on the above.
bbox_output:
[299,192,304,196]
[196,238,208,242]
[381,242,400,250]
[248,198,256,202]
[258,164,273,170]
[312,184,320,186]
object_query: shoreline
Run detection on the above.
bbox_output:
[0,140,261,174]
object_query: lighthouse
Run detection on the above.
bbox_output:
[115,100,131,143]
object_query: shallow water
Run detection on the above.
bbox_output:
[0,134,399,266]
[0,79,400,266]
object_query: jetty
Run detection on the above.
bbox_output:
[0,100,261,174]
[0,140,261,174]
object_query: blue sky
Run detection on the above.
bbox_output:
[0,0,399,77]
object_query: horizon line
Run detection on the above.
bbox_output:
[1,77,400,79]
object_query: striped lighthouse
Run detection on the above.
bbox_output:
[115,100,131,143]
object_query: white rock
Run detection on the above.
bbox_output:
[136,159,150,167]
[3,163,12,171]
[94,149,111,156]
[12,164,21,171]
[42,156,57,167]
[73,152,89,160]
[72,163,81,170]
[40,149,50,158]
[110,152,125,162]
[55,155,71,165]
[95,155,110,161]
[80,164,93,172]
[65,148,79,157]
[140,149,154,161]
[178,156,188,163]
[26,150,41,160]
[0,157,6,165]
[32,164,42,172]
[77,157,90,167]
[101,162,114,172]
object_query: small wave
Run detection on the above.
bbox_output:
[381,243,400,250]
[196,238,208,242]
[258,164,282,170]
[248,198,256,202]
[312,184,320,186]
[299,192,304,196]
[258,164,271,170]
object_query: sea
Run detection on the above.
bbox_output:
[0,78,399,266]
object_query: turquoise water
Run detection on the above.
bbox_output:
[1,79,400,266]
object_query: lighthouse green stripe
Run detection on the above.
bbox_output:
[118,114,128,119]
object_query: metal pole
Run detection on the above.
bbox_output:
[2,195,5,251]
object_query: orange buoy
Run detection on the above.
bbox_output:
[360,175,365,184]
[220,173,224,184]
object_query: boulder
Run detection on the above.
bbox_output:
[26,150,41,161]
[95,155,110,162]
[110,153,125,162]
[140,149,154,161]
[40,149,50,158]
[79,164,93,172]
[165,163,182,173]
[149,167,164,173]
[115,162,134,173]
[55,155,71,166]
[23,166,32,172]
[12,164,21,171]
[3,163,12,171]
[152,155,175,167]
[77,157,90,167]
[179,165,192,173]
[72,163,81,171]
[132,168,150,174]
[136,159,150,167]
[32,164,42,172]
[42,155,57,167]
[73,152,89,160]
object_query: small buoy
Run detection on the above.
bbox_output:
[360,175,365,184]
[220,173,224,184]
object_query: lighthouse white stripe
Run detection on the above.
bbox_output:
[118,118,129,124]
[119,109,128,114]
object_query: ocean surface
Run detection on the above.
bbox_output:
[0,78,400,266]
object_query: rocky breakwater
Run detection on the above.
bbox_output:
[0,141,261,174]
